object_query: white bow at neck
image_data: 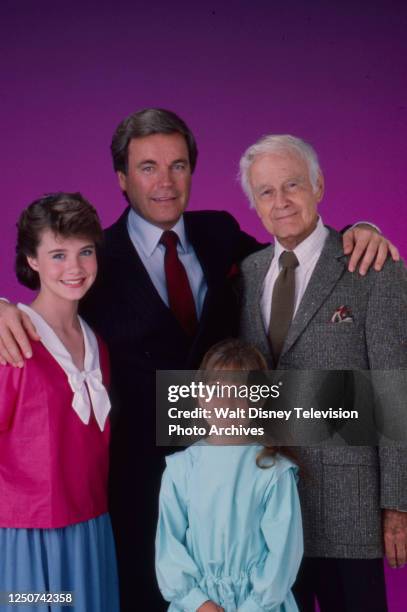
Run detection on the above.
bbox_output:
[18,303,111,431]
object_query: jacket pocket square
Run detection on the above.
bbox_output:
[331,305,354,323]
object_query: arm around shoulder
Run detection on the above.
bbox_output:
[0,301,40,366]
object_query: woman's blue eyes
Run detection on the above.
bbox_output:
[52,249,94,260]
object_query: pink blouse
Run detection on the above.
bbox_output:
[0,338,110,528]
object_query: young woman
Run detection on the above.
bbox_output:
[0,193,119,611]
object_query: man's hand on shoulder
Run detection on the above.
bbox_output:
[0,301,39,367]
[342,224,400,276]
[383,509,407,568]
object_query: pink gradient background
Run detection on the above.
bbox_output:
[1,1,406,607]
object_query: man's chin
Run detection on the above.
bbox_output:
[151,216,182,230]
[273,228,305,248]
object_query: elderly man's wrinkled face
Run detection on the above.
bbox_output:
[249,150,324,249]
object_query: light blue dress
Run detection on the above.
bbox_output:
[156,443,303,612]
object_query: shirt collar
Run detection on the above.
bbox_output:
[127,208,189,257]
[274,216,328,267]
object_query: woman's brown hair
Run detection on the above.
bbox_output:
[16,192,103,290]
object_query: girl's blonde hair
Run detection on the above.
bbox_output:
[200,338,267,371]
[199,339,299,469]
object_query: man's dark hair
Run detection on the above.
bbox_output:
[111,108,198,174]
[16,192,103,290]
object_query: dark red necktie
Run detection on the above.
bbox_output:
[160,230,198,336]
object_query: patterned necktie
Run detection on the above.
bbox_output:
[269,250,299,363]
[160,230,198,336]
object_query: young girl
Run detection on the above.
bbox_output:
[0,193,119,611]
[155,339,303,612]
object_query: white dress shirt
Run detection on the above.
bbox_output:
[127,209,207,317]
[260,217,329,329]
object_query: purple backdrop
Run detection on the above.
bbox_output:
[1,1,406,608]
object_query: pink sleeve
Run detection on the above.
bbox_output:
[0,365,22,431]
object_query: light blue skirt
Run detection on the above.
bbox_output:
[0,513,119,611]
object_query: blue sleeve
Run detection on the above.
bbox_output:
[238,466,303,612]
[155,460,209,611]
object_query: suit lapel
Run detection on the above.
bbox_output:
[109,209,232,339]
[183,212,227,286]
[183,213,223,324]
[248,245,276,363]
[106,208,177,323]
[281,229,347,358]
[183,220,218,359]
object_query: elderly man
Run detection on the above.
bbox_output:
[0,111,400,611]
[238,134,407,612]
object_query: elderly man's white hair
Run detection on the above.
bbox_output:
[239,134,322,207]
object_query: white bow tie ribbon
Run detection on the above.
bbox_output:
[17,304,112,433]
[68,369,111,431]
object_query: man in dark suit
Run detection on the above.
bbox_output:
[0,110,400,610]
[81,109,262,610]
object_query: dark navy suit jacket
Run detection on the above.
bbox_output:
[79,207,264,610]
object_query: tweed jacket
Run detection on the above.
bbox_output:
[239,227,407,558]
